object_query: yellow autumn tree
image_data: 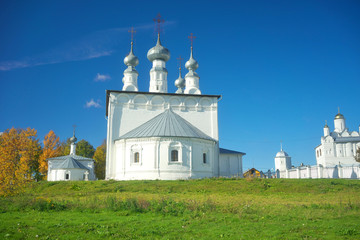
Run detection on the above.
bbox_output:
[94,140,106,180]
[0,128,41,196]
[38,130,62,178]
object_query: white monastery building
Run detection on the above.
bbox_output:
[273,111,360,179]
[315,110,360,167]
[105,30,245,180]
[47,131,95,181]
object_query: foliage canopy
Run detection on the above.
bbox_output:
[0,128,41,196]
[94,140,106,180]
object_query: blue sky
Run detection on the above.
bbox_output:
[1,0,359,171]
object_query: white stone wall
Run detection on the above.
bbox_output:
[48,169,89,181]
[47,159,95,181]
[219,153,243,178]
[110,137,216,180]
[276,164,360,179]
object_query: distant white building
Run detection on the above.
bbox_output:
[272,110,360,179]
[47,132,95,181]
[274,145,292,178]
[315,110,360,167]
[105,30,245,180]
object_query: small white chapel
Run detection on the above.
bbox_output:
[47,131,96,181]
[105,18,245,180]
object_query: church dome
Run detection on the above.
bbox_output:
[175,76,185,89]
[335,113,344,119]
[147,34,170,62]
[185,47,198,71]
[175,68,185,89]
[124,42,139,67]
[70,135,77,143]
[276,150,289,157]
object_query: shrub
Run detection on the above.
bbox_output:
[31,197,67,211]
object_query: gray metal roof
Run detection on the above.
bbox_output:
[47,154,94,162]
[334,137,360,143]
[219,148,246,155]
[50,156,89,170]
[118,108,215,141]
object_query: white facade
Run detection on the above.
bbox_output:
[315,111,360,167]
[106,91,245,180]
[105,33,245,180]
[219,149,244,177]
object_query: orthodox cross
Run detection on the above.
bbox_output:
[128,27,136,42]
[188,33,196,47]
[177,56,184,69]
[338,106,340,114]
[153,13,165,35]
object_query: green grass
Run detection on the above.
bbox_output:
[1,178,360,239]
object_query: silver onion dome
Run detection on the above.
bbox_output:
[70,134,77,143]
[124,42,139,67]
[175,68,185,89]
[147,33,170,62]
[185,46,198,71]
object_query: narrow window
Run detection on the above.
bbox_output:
[203,153,207,164]
[65,173,69,180]
[171,150,178,162]
[134,152,139,163]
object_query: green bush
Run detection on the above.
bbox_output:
[31,197,67,211]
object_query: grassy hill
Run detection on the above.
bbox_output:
[1,178,360,239]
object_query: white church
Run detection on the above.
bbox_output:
[273,111,360,179]
[47,131,96,181]
[105,30,245,180]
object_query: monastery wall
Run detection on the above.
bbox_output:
[275,164,360,179]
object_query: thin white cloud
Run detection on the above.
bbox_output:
[94,73,111,82]
[0,21,176,72]
[0,51,113,71]
[85,99,101,108]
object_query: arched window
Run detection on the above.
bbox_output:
[203,153,207,164]
[171,150,178,162]
[65,172,70,180]
[134,152,139,163]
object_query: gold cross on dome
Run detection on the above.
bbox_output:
[188,33,196,47]
[153,13,165,35]
[128,27,136,42]
[177,56,184,68]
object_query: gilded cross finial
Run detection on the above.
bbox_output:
[177,56,184,69]
[338,106,340,114]
[153,13,165,35]
[188,33,196,47]
[128,27,136,42]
